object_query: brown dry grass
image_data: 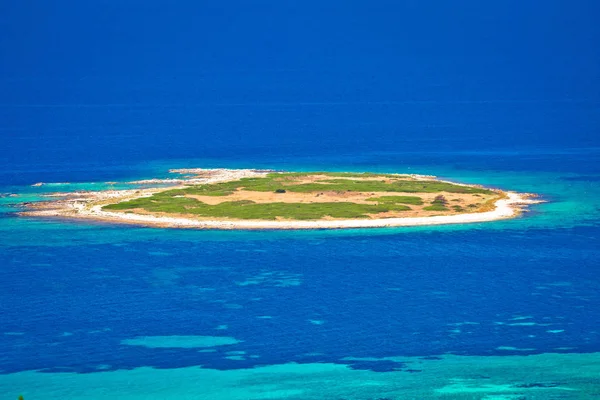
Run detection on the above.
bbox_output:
[184,189,502,219]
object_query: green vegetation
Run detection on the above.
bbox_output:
[272,180,489,194]
[366,195,423,205]
[423,204,448,211]
[104,197,410,220]
[269,171,405,179]
[148,173,492,198]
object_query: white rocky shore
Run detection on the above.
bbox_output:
[20,168,541,230]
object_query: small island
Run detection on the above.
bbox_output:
[21,169,539,229]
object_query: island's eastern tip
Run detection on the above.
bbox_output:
[20,169,541,230]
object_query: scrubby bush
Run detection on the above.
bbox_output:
[433,195,448,205]
[424,195,449,211]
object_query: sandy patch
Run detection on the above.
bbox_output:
[184,190,498,218]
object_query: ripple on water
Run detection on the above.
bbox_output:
[120,335,241,349]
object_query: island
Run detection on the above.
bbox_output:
[20,169,539,229]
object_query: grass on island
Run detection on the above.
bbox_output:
[103,172,497,221]
[143,173,493,197]
[104,198,411,220]
[365,195,424,205]
[276,171,408,179]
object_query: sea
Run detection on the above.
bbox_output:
[1,1,600,399]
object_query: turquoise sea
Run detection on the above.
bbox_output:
[1,1,600,398]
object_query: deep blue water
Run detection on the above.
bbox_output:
[1,1,599,395]
[1,223,600,374]
[2,1,599,186]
